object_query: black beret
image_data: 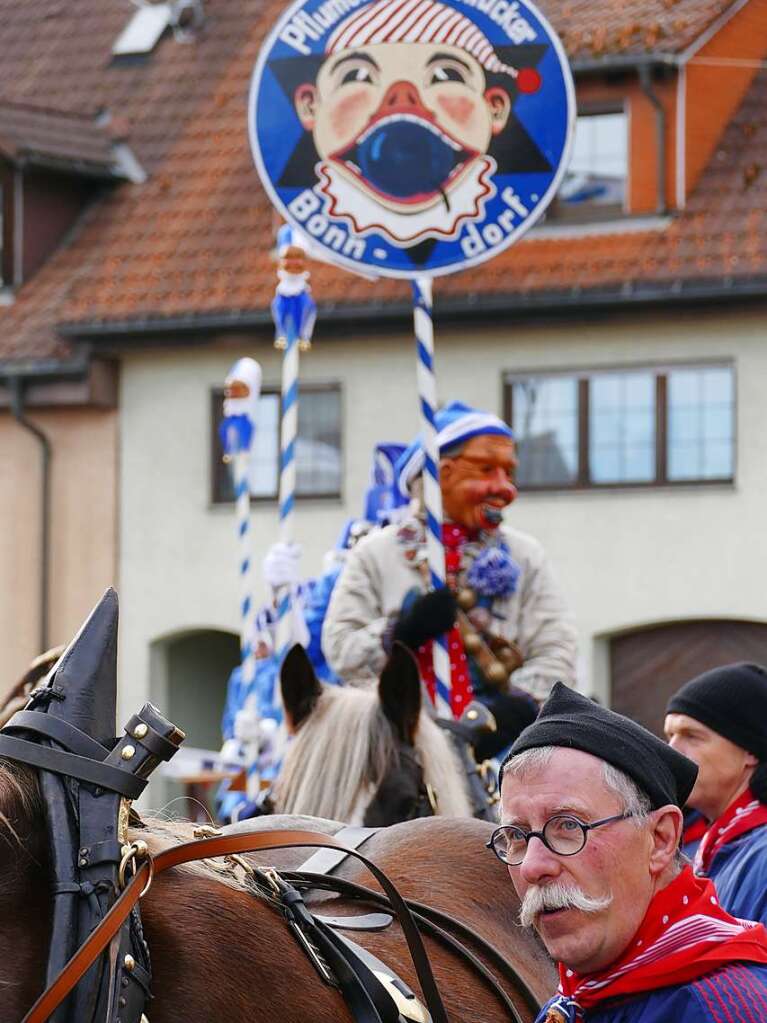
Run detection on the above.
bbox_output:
[502,682,698,810]
[667,662,767,760]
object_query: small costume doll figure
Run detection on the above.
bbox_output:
[271,225,317,352]
[218,356,262,457]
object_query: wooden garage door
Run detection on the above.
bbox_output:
[610,620,767,737]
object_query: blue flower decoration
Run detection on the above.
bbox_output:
[466,545,520,598]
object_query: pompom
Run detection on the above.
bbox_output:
[466,545,520,598]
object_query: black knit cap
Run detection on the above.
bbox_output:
[502,682,698,809]
[667,662,767,759]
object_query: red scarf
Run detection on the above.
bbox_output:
[557,866,767,1010]
[694,787,767,875]
[416,523,475,717]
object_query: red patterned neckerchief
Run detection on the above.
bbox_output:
[415,523,476,717]
[694,787,767,875]
[554,866,767,1014]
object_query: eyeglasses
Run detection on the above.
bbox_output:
[486,812,633,866]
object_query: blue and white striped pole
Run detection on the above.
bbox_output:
[220,357,263,800]
[275,320,300,665]
[412,277,452,717]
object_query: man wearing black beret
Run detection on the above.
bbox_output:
[490,682,767,1021]
[666,661,767,924]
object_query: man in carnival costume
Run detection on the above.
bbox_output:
[322,401,577,756]
[666,662,767,923]
[491,683,767,1021]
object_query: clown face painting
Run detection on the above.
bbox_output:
[251,0,573,277]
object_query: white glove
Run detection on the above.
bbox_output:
[262,541,302,589]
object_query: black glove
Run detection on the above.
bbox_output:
[392,587,457,651]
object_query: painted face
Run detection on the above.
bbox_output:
[439,434,517,532]
[280,244,308,275]
[294,42,510,208]
[500,748,655,975]
[223,357,262,422]
[664,712,756,821]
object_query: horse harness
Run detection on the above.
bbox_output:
[0,684,536,1023]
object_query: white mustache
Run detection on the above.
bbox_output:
[519,880,613,928]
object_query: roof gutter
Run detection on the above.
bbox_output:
[0,355,90,379]
[9,377,52,653]
[570,53,680,73]
[55,276,767,340]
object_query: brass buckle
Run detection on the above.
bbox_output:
[118,840,150,891]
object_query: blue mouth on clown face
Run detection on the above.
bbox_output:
[335,114,474,203]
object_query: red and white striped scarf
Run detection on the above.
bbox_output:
[694,788,767,875]
[555,866,767,1012]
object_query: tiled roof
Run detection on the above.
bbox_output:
[0,102,123,176]
[0,0,762,367]
[550,0,738,62]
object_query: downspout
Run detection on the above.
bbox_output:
[639,65,667,215]
[10,377,51,652]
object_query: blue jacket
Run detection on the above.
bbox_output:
[705,824,767,925]
[537,963,767,1021]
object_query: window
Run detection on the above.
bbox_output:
[504,364,734,490]
[211,384,342,503]
[546,110,628,224]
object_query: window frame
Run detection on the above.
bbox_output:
[503,360,736,493]
[543,101,629,226]
[210,381,344,505]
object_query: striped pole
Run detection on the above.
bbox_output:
[275,319,300,665]
[221,357,262,803]
[412,277,452,717]
[231,447,262,800]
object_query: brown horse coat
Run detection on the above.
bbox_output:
[0,765,555,1023]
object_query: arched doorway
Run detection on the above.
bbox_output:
[610,620,767,737]
[149,628,240,814]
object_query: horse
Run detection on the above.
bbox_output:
[0,756,557,1023]
[272,643,474,825]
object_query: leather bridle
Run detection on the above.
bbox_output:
[21,827,540,1023]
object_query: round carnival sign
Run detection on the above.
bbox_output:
[249,0,574,279]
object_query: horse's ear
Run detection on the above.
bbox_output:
[44,587,119,746]
[378,641,421,745]
[280,645,322,733]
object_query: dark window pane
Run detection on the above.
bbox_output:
[511,377,578,486]
[590,372,654,483]
[667,367,734,480]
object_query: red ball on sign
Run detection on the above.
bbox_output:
[517,67,542,94]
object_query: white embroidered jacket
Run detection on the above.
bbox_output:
[321,521,578,701]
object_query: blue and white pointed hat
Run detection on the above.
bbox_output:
[395,401,513,500]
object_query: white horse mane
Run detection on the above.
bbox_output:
[275,685,472,823]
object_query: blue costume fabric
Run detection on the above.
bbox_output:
[271,291,316,344]
[704,825,767,925]
[536,963,767,1021]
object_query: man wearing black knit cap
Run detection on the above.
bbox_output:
[490,682,767,1021]
[666,661,767,925]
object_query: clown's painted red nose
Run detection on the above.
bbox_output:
[383,80,423,111]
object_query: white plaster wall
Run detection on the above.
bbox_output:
[117,304,767,731]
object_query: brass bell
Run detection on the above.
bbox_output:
[498,646,519,667]
[485,661,510,687]
[457,587,477,611]
[463,631,482,654]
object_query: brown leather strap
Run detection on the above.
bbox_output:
[23,829,449,1023]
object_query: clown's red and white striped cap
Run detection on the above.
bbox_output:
[326,0,528,81]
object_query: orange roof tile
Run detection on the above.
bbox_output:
[0,0,763,367]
